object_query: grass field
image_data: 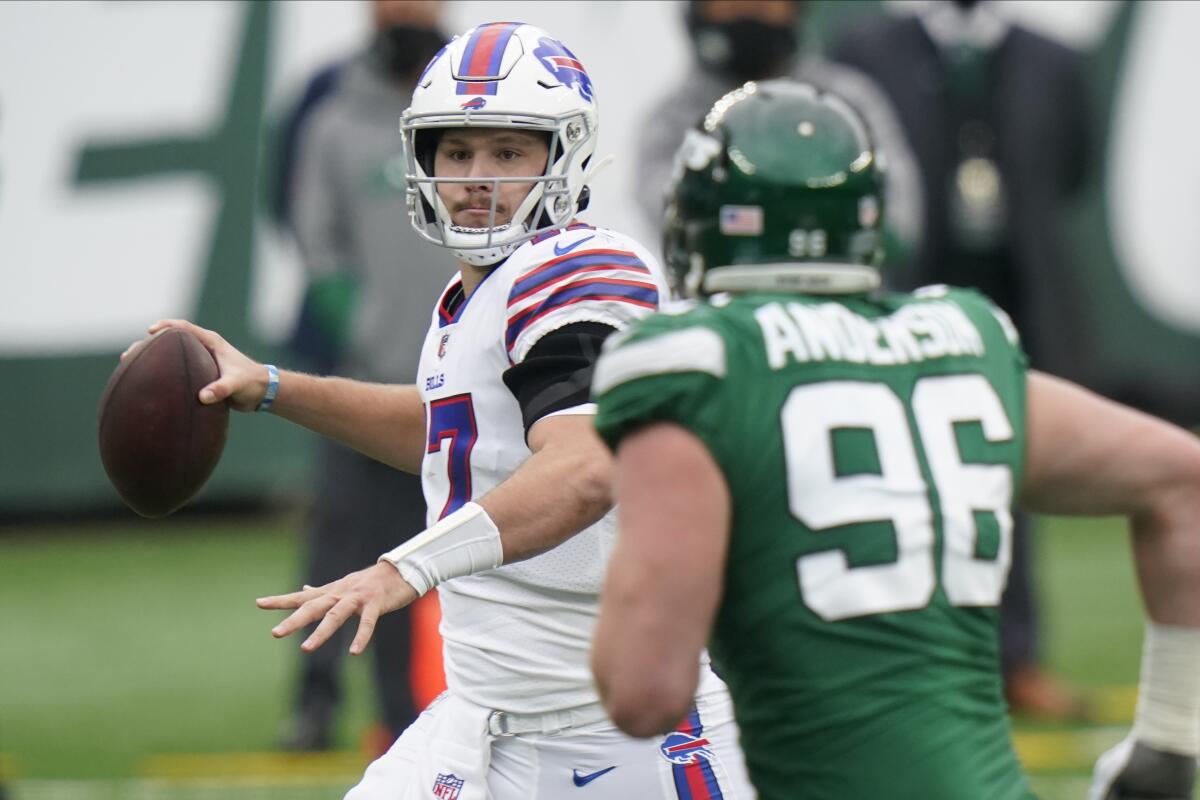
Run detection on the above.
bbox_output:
[0,512,1183,798]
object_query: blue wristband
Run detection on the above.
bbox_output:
[256,364,279,412]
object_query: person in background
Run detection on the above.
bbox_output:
[274,0,454,753]
[590,79,1199,800]
[832,0,1094,719]
[636,0,922,263]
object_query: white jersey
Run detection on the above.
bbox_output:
[416,224,669,714]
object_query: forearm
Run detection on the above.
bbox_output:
[272,371,426,473]
[476,432,613,563]
[593,423,729,737]
[1021,371,1200,517]
[1021,372,1200,766]
[377,416,612,596]
[594,558,704,737]
[1132,481,1200,627]
[1021,372,1200,624]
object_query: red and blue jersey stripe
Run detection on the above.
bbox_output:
[509,249,650,305]
[455,22,520,95]
[671,708,725,800]
[504,249,657,358]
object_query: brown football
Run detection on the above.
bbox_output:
[98,328,229,517]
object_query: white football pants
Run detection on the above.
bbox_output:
[344,684,754,800]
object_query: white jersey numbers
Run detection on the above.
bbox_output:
[783,374,1015,621]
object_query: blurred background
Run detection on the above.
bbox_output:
[1,1,1197,798]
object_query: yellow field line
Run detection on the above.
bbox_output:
[1013,726,1126,772]
[0,686,1144,789]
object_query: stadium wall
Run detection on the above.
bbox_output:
[0,0,1195,514]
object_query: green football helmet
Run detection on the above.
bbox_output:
[664,79,885,297]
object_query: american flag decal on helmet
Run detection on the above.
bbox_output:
[718,205,763,237]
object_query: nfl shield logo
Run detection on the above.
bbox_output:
[438,333,450,359]
[432,772,464,800]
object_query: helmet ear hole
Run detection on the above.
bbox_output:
[415,129,441,175]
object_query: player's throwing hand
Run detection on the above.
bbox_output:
[142,319,272,412]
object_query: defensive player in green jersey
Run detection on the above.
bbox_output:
[589,81,1200,800]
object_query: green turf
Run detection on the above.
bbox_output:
[0,512,1181,799]
[0,514,378,781]
[1036,514,1143,684]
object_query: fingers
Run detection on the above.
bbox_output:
[148,318,206,340]
[120,318,196,361]
[350,604,380,656]
[259,566,416,654]
[274,593,339,641]
[256,585,324,610]
[303,596,360,652]
[199,376,240,405]
[257,579,360,650]
[149,319,228,362]
[142,319,269,410]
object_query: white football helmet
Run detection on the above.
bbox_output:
[401,22,603,267]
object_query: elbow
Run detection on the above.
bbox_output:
[1141,442,1200,529]
[572,451,614,521]
[601,679,694,739]
[594,648,695,738]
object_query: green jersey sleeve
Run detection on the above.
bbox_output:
[929,285,1029,370]
[592,310,732,457]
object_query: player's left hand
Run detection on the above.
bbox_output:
[257,562,419,655]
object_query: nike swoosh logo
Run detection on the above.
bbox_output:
[554,235,595,256]
[572,766,617,787]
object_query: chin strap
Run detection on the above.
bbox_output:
[703,263,882,296]
[582,153,615,187]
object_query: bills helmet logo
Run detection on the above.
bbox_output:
[533,37,593,102]
[432,772,465,800]
[461,96,487,110]
[659,732,714,765]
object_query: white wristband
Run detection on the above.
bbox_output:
[1131,621,1200,757]
[378,502,504,596]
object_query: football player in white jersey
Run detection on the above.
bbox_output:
[143,22,753,800]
